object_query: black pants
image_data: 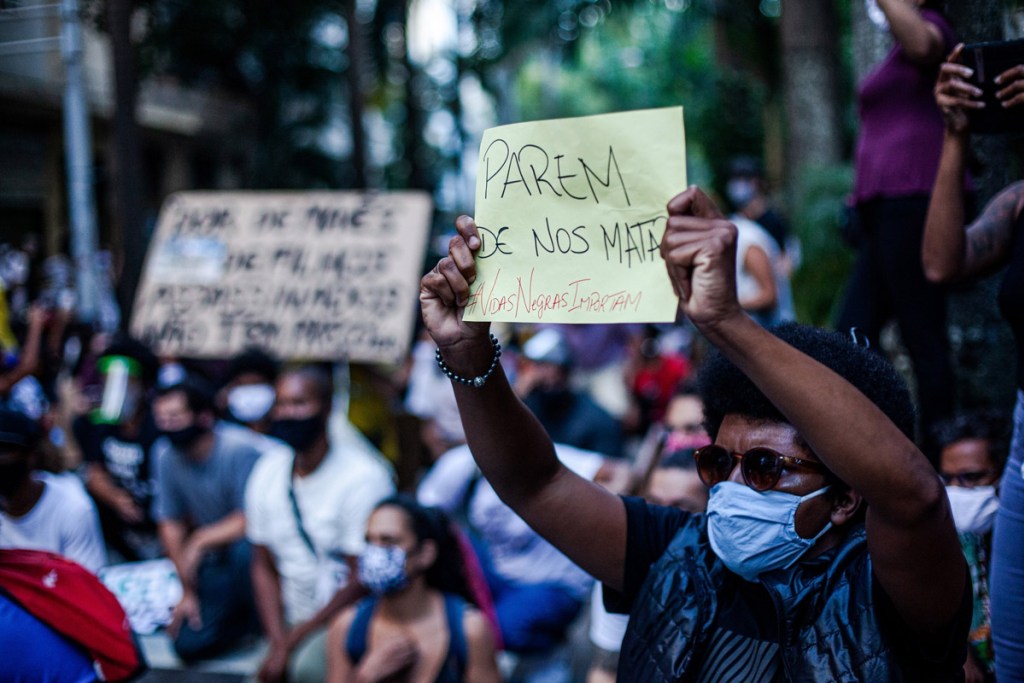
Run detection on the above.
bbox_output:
[836,195,954,466]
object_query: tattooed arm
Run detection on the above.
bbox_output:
[924,146,1023,283]
[924,49,1024,283]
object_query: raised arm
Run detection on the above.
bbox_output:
[877,0,945,65]
[419,217,628,590]
[663,187,965,632]
[924,47,1023,283]
[0,305,46,395]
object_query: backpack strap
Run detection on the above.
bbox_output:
[345,597,379,665]
[444,593,469,676]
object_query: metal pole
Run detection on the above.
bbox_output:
[60,0,100,323]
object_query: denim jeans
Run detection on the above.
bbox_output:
[991,390,1024,681]
[173,540,257,662]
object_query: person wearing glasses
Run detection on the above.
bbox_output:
[420,186,971,680]
[934,410,1009,683]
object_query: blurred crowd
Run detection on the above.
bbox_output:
[0,258,729,682]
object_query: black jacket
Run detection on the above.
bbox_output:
[617,514,968,682]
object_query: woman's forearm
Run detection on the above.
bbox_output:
[923,131,969,282]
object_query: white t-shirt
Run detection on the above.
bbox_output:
[589,581,629,651]
[417,443,603,600]
[245,418,395,624]
[0,471,107,573]
[732,215,794,325]
[404,339,465,445]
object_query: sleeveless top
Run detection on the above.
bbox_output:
[853,10,958,202]
[998,209,1024,391]
[346,593,468,683]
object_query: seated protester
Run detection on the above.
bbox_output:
[515,328,625,457]
[74,336,163,561]
[217,347,280,435]
[624,327,692,436]
[418,442,621,657]
[419,191,971,680]
[660,384,711,452]
[246,366,395,683]
[588,447,709,683]
[0,408,107,573]
[325,495,500,683]
[152,376,282,662]
[935,410,1009,683]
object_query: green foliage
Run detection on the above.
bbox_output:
[512,4,716,117]
[691,69,767,198]
[789,164,855,326]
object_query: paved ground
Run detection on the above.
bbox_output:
[137,671,244,682]
[134,632,264,682]
[133,610,597,682]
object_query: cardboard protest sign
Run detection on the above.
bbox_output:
[130,191,432,363]
[464,107,686,324]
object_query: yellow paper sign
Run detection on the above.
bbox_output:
[464,107,686,324]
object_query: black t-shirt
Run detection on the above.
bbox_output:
[73,413,161,513]
[606,496,972,682]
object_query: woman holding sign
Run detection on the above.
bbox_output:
[923,45,1024,683]
[420,187,971,679]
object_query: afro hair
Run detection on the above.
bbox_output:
[696,322,916,443]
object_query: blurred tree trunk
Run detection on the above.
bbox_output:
[397,1,427,190]
[344,2,368,189]
[779,0,842,200]
[107,0,146,318]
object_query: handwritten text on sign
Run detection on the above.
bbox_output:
[130,191,432,363]
[464,107,686,324]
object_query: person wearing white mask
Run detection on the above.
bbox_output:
[936,411,1009,683]
[216,347,280,435]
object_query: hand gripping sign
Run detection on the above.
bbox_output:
[464,107,687,324]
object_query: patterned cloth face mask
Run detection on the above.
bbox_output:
[357,544,409,595]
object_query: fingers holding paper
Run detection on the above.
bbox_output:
[419,215,491,352]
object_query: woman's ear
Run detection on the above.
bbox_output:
[829,486,864,526]
[414,539,438,572]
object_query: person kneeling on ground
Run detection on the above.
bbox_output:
[418,187,971,680]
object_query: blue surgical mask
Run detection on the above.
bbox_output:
[707,481,832,582]
[357,544,408,595]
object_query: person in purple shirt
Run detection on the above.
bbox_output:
[836,0,964,466]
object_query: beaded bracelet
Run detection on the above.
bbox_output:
[435,334,502,388]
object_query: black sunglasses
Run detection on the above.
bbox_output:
[694,444,828,492]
